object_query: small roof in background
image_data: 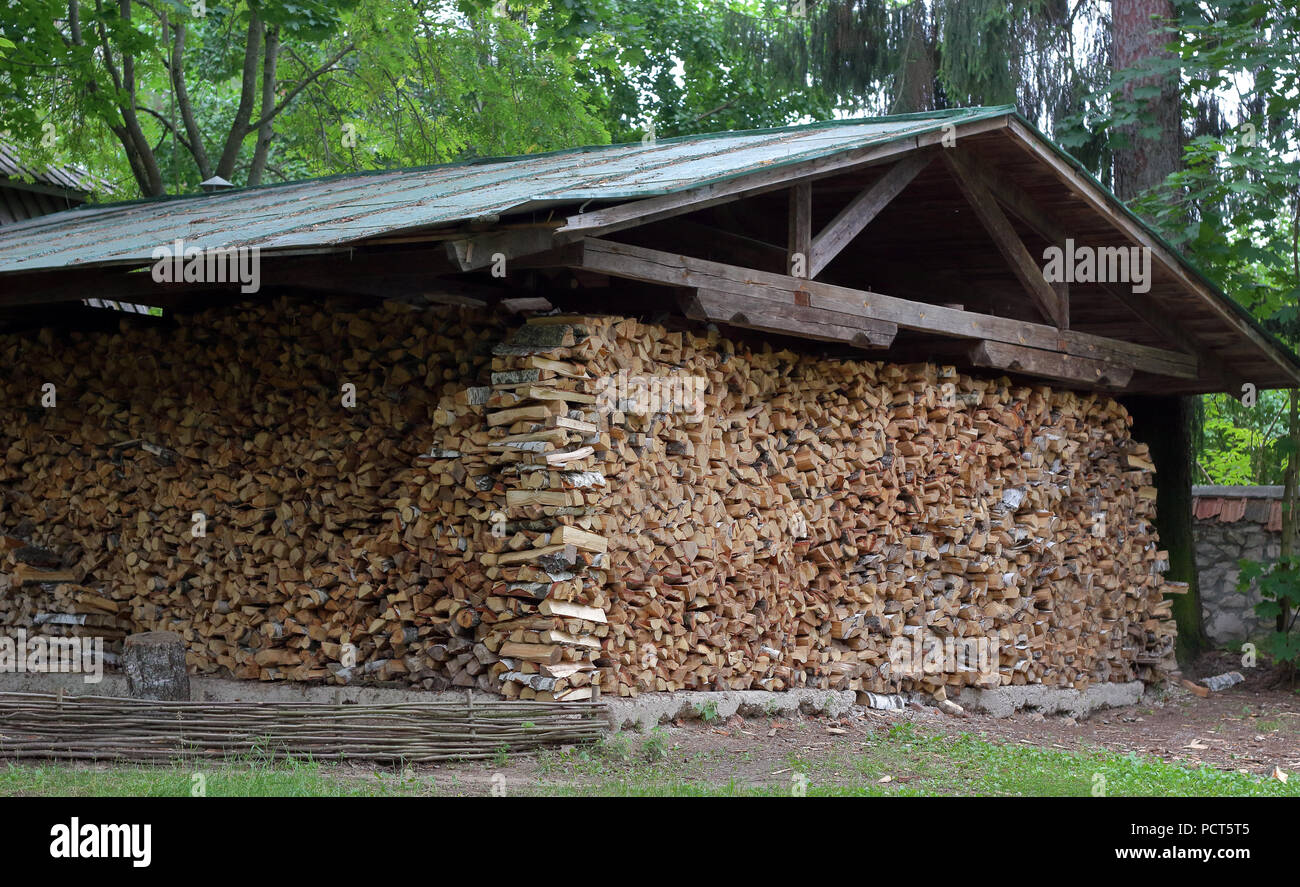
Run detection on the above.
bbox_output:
[1192,486,1284,532]
[0,142,115,197]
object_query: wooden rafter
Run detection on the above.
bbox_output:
[955,154,1210,353]
[552,114,1016,242]
[1004,117,1300,387]
[941,149,1068,329]
[562,238,1198,381]
[808,153,932,278]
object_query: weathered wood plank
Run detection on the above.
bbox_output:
[809,153,932,278]
[942,150,1067,328]
[682,288,897,348]
[968,340,1134,389]
[574,238,1198,379]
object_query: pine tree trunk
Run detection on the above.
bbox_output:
[1111,0,1182,198]
[1112,0,1206,662]
[1125,396,1209,662]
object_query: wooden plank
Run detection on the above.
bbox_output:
[1004,118,1300,387]
[554,114,1015,241]
[968,340,1134,389]
[809,153,932,278]
[942,150,1067,328]
[682,288,897,348]
[788,183,811,278]
[574,238,1198,379]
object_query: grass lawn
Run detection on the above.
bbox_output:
[0,723,1293,797]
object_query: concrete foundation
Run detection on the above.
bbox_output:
[956,681,1145,719]
[0,672,1147,728]
[603,689,858,732]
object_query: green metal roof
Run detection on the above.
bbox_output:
[0,106,1010,275]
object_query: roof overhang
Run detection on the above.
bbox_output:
[0,108,1295,396]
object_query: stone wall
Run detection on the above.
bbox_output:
[1192,486,1281,645]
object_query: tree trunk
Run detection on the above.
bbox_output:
[1112,0,1205,662]
[1111,0,1182,198]
[890,4,936,113]
[1126,396,1209,662]
[248,26,281,187]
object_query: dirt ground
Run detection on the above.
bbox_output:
[409,652,1299,792]
[2,653,1294,795]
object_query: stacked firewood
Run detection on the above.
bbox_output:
[0,538,132,647]
[559,316,1177,698]
[0,298,1178,696]
[0,296,504,685]
[415,321,609,699]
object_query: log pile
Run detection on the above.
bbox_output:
[0,296,504,685]
[415,321,610,700]
[0,297,1179,698]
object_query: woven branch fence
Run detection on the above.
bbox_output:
[0,692,608,763]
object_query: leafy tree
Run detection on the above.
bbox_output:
[0,0,360,196]
[268,0,610,177]
[1200,389,1291,485]
[1108,0,1300,660]
[528,0,836,142]
[0,0,612,196]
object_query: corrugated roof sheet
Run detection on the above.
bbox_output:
[0,143,113,197]
[0,107,1008,275]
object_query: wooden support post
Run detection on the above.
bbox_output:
[1124,396,1209,663]
[788,182,811,279]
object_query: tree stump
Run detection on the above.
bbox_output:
[122,631,190,701]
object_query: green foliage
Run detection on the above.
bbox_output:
[1084,1,1300,483]
[596,732,633,762]
[640,727,669,762]
[1236,555,1300,667]
[693,699,720,722]
[533,0,835,142]
[1200,389,1292,484]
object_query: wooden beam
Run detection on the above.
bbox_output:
[1005,117,1300,387]
[950,150,1227,371]
[787,183,811,278]
[0,248,478,308]
[569,238,1198,380]
[554,114,1015,242]
[942,150,1067,329]
[682,288,896,348]
[445,228,558,272]
[809,153,931,278]
[967,340,1134,389]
